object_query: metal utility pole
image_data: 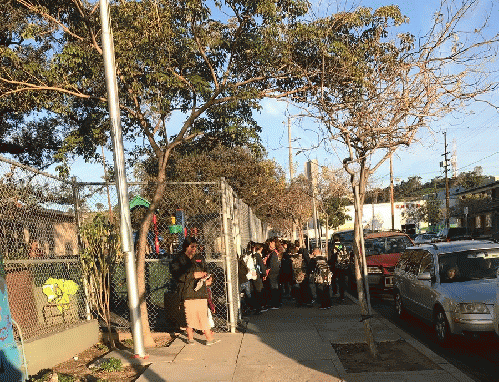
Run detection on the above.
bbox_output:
[99,0,145,358]
[441,132,450,228]
[390,154,395,231]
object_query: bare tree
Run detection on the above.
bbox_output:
[293,1,499,356]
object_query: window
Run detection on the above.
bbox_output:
[406,251,425,275]
[418,253,433,274]
[486,214,492,228]
[439,249,499,282]
[397,251,412,271]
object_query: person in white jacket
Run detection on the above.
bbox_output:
[239,247,259,314]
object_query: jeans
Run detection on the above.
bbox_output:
[316,283,332,308]
[269,277,280,308]
[240,281,251,298]
[308,279,317,300]
[332,269,347,299]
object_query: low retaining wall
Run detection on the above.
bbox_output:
[24,319,99,376]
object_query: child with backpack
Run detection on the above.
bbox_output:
[310,247,332,309]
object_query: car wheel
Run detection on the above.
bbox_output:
[394,291,406,319]
[434,309,453,346]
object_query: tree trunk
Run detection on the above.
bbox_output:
[351,166,378,358]
[135,152,170,348]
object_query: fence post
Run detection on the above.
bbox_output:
[72,177,92,321]
[221,179,237,333]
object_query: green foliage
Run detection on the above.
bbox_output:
[122,338,134,348]
[95,343,110,352]
[403,193,442,226]
[99,357,123,373]
[80,213,121,269]
[80,213,121,339]
[136,144,286,220]
[27,371,52,382]
[322,196,351,229]
[455,170,487,190]
[57,374,75,382]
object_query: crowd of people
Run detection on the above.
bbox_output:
[168,235,352,346]
[238,236,351,315]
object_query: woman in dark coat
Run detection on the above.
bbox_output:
[170,237,220,345]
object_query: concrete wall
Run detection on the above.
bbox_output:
[24,319,99,376]
[336,201,427,232]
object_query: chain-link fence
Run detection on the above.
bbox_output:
[0,156,87,342]
[0,154,267,340]
[77,179,267,333]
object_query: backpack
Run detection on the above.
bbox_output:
[238,256,249,284]
[291,253,305,283]
[335,245,350,270]
[314,258,332,284]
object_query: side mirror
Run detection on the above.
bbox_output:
[417,272,432,281]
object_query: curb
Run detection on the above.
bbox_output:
[344,292,476,382]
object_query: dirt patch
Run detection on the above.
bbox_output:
[332,339,442,373]
[28,333,173,382]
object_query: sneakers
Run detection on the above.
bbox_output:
[187,339,195,345]
[206,338,221,346]
[270,306,280,310]
[260,307,269,312]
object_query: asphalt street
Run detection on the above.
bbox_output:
[367,292,499,382]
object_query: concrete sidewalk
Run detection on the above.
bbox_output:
[111,295,475,382]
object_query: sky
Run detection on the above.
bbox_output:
[256,0,499,188]
[63,0,499,188]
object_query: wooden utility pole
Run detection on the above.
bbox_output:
[442,132,450,228]
[390,154,395,231]
[288,117,294,181]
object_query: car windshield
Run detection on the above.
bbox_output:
[439,249,499,283]
[364,236,412,256]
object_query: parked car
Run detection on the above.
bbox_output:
[348,231,413,292]
[434,227,471,242]
[413,233,437,245]
[393,240,499,346]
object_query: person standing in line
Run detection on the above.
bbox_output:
[279,241,293,299]
[240,245,259,314]
[306,246,318,305]
[295,239,310,267]
[330,234,349,301]
[252,243,266,312]
[170,237,220,346]
[266,237,282,309]
[312,247,332,309]
[238,251,251,316]
[290,244,307,307]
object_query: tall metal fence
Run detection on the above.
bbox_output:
[78,179,266,333]
[0,156,86,342]
[0,155,267,341]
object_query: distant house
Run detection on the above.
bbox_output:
[454,180,499,239]
[0,201,78,259]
